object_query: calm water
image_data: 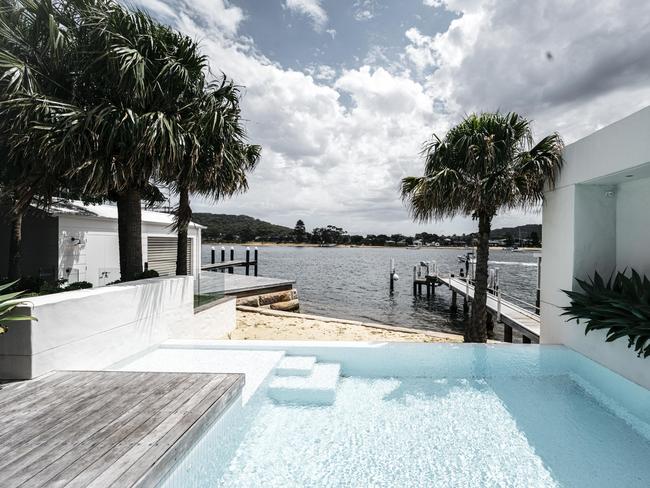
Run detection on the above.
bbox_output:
[202,245,539,338]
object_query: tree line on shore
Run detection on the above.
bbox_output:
[197,215,541,248]
[0,0,259,282]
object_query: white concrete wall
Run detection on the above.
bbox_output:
[541,106,650,390]
[0,276,194,379]
[616,177,650,276]
[58,215,202,286]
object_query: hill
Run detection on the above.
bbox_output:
[192,213,293,242]
[490,224,542,240]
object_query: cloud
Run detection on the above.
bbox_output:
[411,0,650,141]
[284,0,328,32]
[129,0,650,235]
[353,1,380,21]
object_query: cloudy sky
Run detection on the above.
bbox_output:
[131,0,650,235]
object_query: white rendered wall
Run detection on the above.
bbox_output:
[170,297,237,340]
[541,106,650,390]
[616,177,650,276]
[0,276,194,379]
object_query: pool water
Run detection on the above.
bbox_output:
[160,352,650,488]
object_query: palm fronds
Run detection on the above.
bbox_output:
[0,280,36,335]
[562,270,650,358]
[400,112,564,220]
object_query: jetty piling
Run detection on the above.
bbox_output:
[201,247,259,275]
[534,254,542,314]
[389,258,396,293]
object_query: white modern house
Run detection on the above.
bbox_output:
[541,106,650,389]
[0,200,204,286]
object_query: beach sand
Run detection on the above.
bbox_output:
[224,307,462,342]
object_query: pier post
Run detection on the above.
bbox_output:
[245,247,251,275]
[229,247,235,274]
[254,247,259,276]
[412,266,417,296]
[504,324,513,343]
[451,290,457,311]
[220,246,225,262]
[535,254,542,314]
[390,258,395,293]
[211,246,216,264]
[497,289,502,322]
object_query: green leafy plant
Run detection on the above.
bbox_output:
[562,270,650,358]
[62,281,93,292]
[0,280,36,335]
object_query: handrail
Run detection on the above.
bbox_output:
[497,291,539,314]
[440,273,540,321]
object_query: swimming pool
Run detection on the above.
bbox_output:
[121,343,650,487]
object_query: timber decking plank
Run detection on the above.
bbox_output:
[0,371,79,407]
[0,372,149,484]
[23,372,189,488]
[112,374,243,487]
[0,371,243,488]
[130,375,245,488]
[65,373,219,488]
[0,371,144,457]
[0,371,100,429]
[82,374,230,488]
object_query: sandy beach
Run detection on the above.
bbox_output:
[224,307,462,342]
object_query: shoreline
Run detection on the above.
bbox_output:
[204,241,542,252]
[224,306,464,343]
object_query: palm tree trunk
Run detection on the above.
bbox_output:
[7,208,23,281]
[466,212,491,343]
[116,187,143,281]
[175,188,190,276]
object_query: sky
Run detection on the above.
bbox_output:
[129,0,650,236]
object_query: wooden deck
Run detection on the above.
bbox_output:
[0,370,244,487]
[201,260,254,271]
[437,275,540,341]
[197,271,295,298]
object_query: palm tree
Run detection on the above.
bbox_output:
[401,112,563,342]
[165,79,260,275]
[0,0,78,279]
[1,0,210,281]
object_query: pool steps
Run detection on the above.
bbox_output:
[268,357,341,405]
[274,355,317,376]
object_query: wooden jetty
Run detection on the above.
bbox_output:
[198,272,295,298]
[436,274,540,343]
[0,370,243,487]
[202,246,258,275]
[404,257,541,343]
[198,246,298,310]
